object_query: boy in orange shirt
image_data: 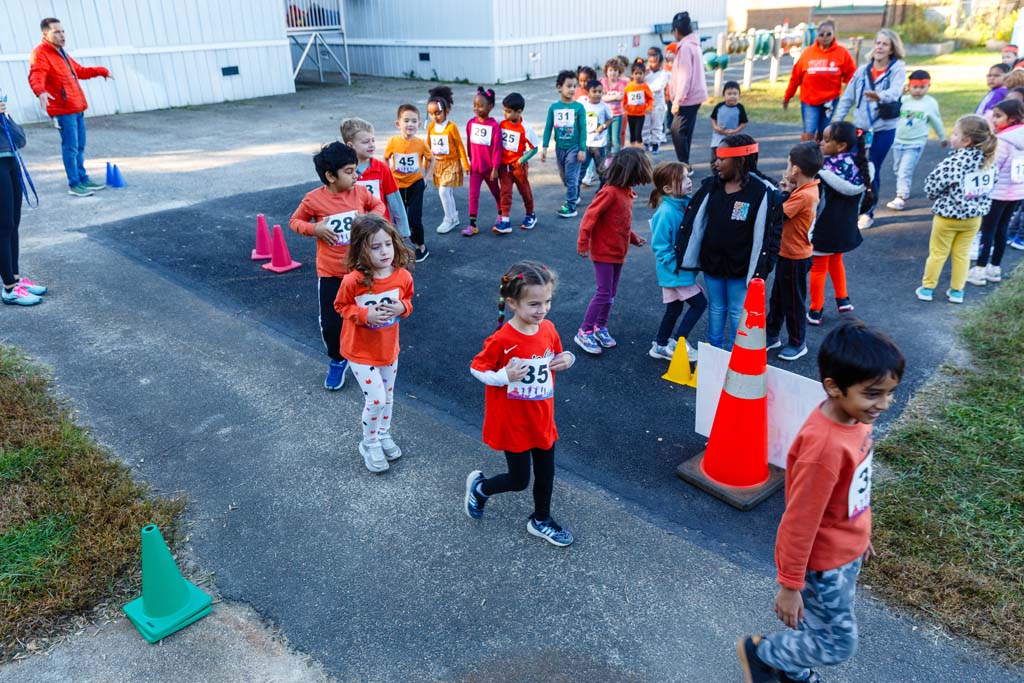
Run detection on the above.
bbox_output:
[624,60,654,149]
[384,104,432,262]
[496,92,539,234]
[767,142,823,362]
[737,321,904,683]
[289,142,386,390]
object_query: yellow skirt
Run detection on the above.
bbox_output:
[433,157,464,188]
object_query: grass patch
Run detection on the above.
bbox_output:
[864,267,1024,662]
[0,346,183,661]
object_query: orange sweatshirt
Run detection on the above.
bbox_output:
[624,82,654,117]
[780,179,820,260]
[384,136,432,189]
[784,41,857,106]
[334,267,414,366]
[289,186,385,278]
[774,405,874,590]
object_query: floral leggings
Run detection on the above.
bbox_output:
[348,360,397,445]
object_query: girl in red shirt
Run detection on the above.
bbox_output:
[464,261,577,547]
[334,215,414,473]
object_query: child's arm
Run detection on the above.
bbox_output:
[926,100,947,143]
[363,188,387,216]
[775,456,839,592]
[379,272,415,318]
[385,191,410,237]
[289,195,337,245]
[452,126,470,171]
[923,156,955,200]
[644,85,654,113]
[577,190,610,256]
[470,335,527,385]
[489,121,502,171]
[575,105,586,161]
[541,105,554,159]
[732,104,749,135]
[649,208,678,269]
[333,276,370,326]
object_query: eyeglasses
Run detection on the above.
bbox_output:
[819,31,833,37]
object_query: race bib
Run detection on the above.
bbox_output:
[848,451,873,520]
[324,210,356,246]
[1011,155,1024,183]
[963,168,995,200]
[430,134,450,156]
[586,112,598,133]
[553,108,574,128]
[356,179,380,198]
[395,153,419,175]
[470,122,493,147]
[501,128,521,153]
[627,90,645,106]
[507,355,554,401]
[356,287,401,329]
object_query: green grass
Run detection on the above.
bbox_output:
[863,267,1024,662]
[0,346,183,662]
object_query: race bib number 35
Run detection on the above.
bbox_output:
[848,451,873,520]
[507,356,554,401]
[963,168,995,200]
[325,210,356,245]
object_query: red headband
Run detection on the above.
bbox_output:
[909,78,930,86]
[716,143,759,158]
[1006,45,1019,54]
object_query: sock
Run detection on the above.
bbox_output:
[469,215,477,227]
[500,215,509,223]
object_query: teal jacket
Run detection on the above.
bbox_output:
[650,195,696,288]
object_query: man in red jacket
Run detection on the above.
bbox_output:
[28,17,112,197]
[782,20,856,143]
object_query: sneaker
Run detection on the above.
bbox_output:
[947,288,964,304]
[521,213,537,230]
[779,670,822,683]
[324,359,347,390]
[985,264,1002,283]
[16,277,47,296]
[593,326,616,348]
[858,214,874,230]
[358,440,389,473]
[886,196,905,210]
[81,178,106,191]
[1,285,42,306]
[557,203,578,218]
[835,297,855,312]
[415,245,430,263]
[643,143,650,152]
[651,144,660,155]
[969,233,981,260]
[68,184,94,198]
[573,329,603,355]
[492,220,512,235]
[1011,236,1024,251]
[736,635,779,683]
[436,217,459,234]
[685,341,699,361]
[966,265,987,286]
[778,344,808,361]
[464,470,488,519]
[526,517,574,547]
[806,309,823,326]
[649,341,674,360]
[461,225,479,237]
[766,335,782,350]
[915,286,934,301]
[580,176,593,188]
[379,435,402,461]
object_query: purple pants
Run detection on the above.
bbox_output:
[468,170,500,217]
[581,261,623,332]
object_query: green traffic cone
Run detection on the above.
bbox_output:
[122,524,212,643]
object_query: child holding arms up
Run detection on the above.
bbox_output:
[334,215,414,473]
[463,87,503,237]
[290,143,386,391]
[767,142,823,362]
[643,47,671,154]
[340,118,409,238]
[886,70,946,211]
[737,321,904,683]
[426,86,471,234]
[648,161,706,361]
[496,92,539,234]
[624,59,654,149]
[600,58,629,156]
[541,71,587,218]
[464,260,576,547]
[384,104,432,261]
[709,81,748,172]
[574,148,653,355]
[916,115,997,304]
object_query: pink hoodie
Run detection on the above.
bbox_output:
[669,33,708,108]
[992,122,1024,202]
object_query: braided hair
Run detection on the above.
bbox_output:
[827,121,874,207]
[495,260,558,330]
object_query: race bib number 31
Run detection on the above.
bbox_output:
[507,355,554,401]
[848,451,873,520]
[963,168,995,200]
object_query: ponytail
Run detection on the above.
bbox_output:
[475,86,495,106]
[955,114,998,168]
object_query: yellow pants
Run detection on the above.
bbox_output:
[922,215,982,291]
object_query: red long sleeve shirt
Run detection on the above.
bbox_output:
[577,185,642,264]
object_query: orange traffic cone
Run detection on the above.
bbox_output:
[262,224,302,273]
[675,278,784,510]
[251,214,272,260]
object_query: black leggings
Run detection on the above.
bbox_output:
[399,178,425,247]
[977,198,1019,267]
[627,115,645,144]
[479,446,555,521]
[0,157,21,287]
[655,292,707,346]
[318,276,343,361]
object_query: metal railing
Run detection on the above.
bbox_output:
[284,0,350,84]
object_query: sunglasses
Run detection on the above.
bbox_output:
[819,31,833,37]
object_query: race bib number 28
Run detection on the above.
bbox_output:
[325,210,356,246]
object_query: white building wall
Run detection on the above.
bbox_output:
[0,0,295,123]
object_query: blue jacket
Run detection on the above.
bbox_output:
[650,195,696,288]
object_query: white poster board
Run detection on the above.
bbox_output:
[694,342,826,469]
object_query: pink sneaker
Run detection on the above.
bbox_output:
[461,225,479,237]
[2,284,42,306]
[17,277,47,296]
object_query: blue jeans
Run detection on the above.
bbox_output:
[800,100,836,137]
[555,146,581,209]
[890,142,924,200]
[55,113,89,187]
[704,275,747,350]
[866,127,896,217]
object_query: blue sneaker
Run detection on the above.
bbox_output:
[946,288,964,304]
[1,285,42,306]
[915,287,934,302]
[17,277,47,296]
[324,359,347,390]
[766,336,781,350]
[593,326,616,348]
[521,213,537,230]
[1011,236,1024,250]
[527,517,574,546]
[464,470,488,519]
[778,344,808,361]
[573,329,603,355]
[492,220,512,235]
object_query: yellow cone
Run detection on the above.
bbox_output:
[661,338,698,388]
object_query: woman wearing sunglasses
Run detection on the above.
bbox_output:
[782,21,857,143]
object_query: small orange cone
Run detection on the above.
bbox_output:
[262,224,301,273]
[251,214,272,260]
[661,337,698,388]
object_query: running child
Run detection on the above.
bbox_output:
[580,79,613,190]
[334,214,414,473]
[464,260,576,547]
[290,143,386,390]
[648,161,706,361]
[574,148,653,355]
[340,118,409,238]
[709,81,748,172]
[426,85,471,233]
[384,104,432,261]
[600,58,629,155]
[737,320,904,683]
[916,115,997,304]
[808,122,871,326]
[496,92,539,234]
[643,46,671,154]
[624,59,654,149]
[767,142,823,362]
[976,63,1010,116]
[886,70,946,211]
[463,87,502,237]
[541,71,587,218]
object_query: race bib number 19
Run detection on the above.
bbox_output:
[848,451,872,520]
[507,356,554,401]
[963,168,995,199]
[1011,156,1024,183]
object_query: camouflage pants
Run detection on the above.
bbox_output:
[757,558,862,680]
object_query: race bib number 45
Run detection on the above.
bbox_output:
[395,153,419,175]
[507,355,554,401]
[963,168,995,200]
[325,210,356,245]
[848,451,873,520]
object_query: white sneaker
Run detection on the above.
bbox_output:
[685,342,699,361]
[649,341,674,360]
[436,216,460,234]
[985,264,1002,283]
[886,197,905,211]
[966,265,987,286]
[969,234,981,261]
[858,214,874,230]
[380,435,402,461]
[358,440,389,473]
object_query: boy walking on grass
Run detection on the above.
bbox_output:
[737,321,904,683]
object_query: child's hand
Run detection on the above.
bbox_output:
[862,541,876,563]
[633,236,646,247]
[541,148,548,162]
[504,358,529,382]
[941,139,949,148]
[576,150,585,163]
[366,306,392,326]
[549,352,573,372]
[314,221,339,245]
[578,247,589,258]
[378,301,406,317]
[774,587,804,630]
[490,167,498,181]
